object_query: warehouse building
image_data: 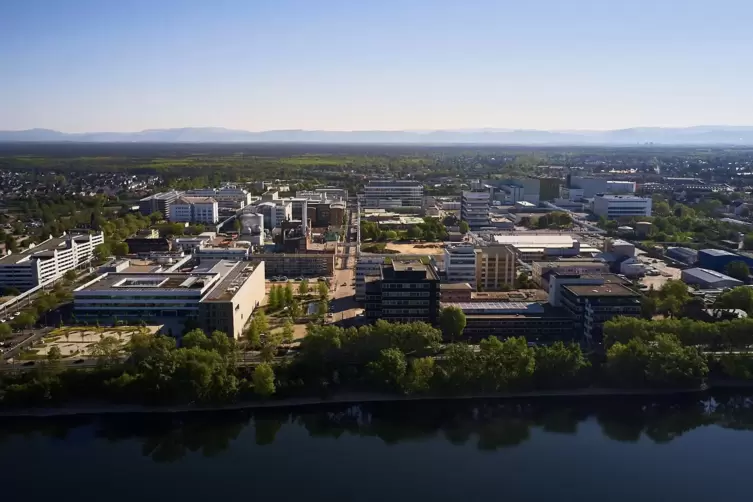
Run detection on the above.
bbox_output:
[698,249,753,272]
[681,268,743,290]
[666,247,698,265]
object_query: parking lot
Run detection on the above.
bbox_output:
[635,251,682,289]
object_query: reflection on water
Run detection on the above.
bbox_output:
[2,393,753,463]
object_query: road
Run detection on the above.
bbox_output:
[331,209,362,323]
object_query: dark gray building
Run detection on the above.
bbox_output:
[365,260,441,325]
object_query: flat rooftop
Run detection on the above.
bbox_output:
[0,237,68,265]
[563,283,639,297]
[440,282,473,290]
[443,301,545,315]
[492,234,577,247]
[203,262,259,302]
[78,273,218,292]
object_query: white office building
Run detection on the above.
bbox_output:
[570,176,636,198]
[169,196,219,224]
[444,244,477,287]
[461,191,490,229]
[185,186,252,208]
[0,233,104,291]
[592,194,652,220]
[362,180,423,209]
[74,260,266,339]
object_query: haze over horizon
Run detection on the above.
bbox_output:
[2,0,752,133]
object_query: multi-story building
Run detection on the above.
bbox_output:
[441,301,574,343]
[592,194,652,220]
[296,188,348,202]
[169,196,219,224]
[569,176,636,198]
[185,186,252,209]
[138,191,180,217]
[365,260,441,324]
[0,232,104,291]
[246,253,335,278]
[74,260,265,339]
[532,259,610,288]
[547,272,627,307]
[560,283,641,345]
[461,191,490,229]
[195,247,250,262]
[444,244,477,287]
[362,180,423,209]
[475,244,517,291]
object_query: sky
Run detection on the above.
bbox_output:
[2,0,753,132]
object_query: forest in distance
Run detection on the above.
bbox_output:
[2,393,753,463]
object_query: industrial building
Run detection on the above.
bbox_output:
[362,180,423,209]
[491,234,596,263]
[184,186,252,209]
[568,176,636,198]
[461,190,491,229]
[560,283,641,345]
[592,194,652,219]
[666,247,698,265]
[681,268,744,289]
[698,249,753,272]
[0,232,104,290]
[364,260,441,324]
[73,260,265,339]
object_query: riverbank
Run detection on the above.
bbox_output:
[0,384,731,418]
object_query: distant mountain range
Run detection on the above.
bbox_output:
[3,126,753,145]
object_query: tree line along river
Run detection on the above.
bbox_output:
[1,392,752,501]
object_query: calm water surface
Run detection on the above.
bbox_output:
[1,393,752,502]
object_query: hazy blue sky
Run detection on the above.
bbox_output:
[2,0,752,132]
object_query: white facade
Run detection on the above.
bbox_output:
[570,176,636,198]
[0,233,104,291]
[592,195,652,220]
[195,247,249,261]
[356,256,385,300]
[444,245,477,287]
[185,186,252,208]
[461,191,490,229]
[273,201,292,228]
[362,180,423,209]
[620,258,646,277]
[169,197,219,224]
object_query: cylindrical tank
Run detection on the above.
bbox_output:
[241,212,264,236]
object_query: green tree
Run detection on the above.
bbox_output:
[281,319,295,344]
[654,201,672,217]
[93,243,111,262]
[383,230,398,241]
[658,280,691,317]
[458,221,470,234]
[89,335,122,366]
[603,316,652,348]
[439,306,466,342]
[182,328,210,349]
[318,281,329,301]
[715,286,753,314]
[252,363,276,398]
[289,299,302,319]
[478,336,535,391]
[0,322,12,339]
[407,226,424,241]
[13,311,37,330]
[234,218,242,233]
[534,342,589,388]
[149,211,163,224]
[298,279,309,296]
[112,241,129,257]
[316,300,328,319]
[367,348,407,390]
[47,345,62,363]
[743,233,753,251]
[725,261,750,282]
[260,331,282,362]
[268,285,280,310]
[403,356,436,394]
[284,283,294,306]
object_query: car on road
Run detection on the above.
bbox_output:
[74,359,85,364]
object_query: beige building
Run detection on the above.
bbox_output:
[475,245,517,291]
[199,261,266,339]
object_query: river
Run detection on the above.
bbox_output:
[1,392,752,501]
